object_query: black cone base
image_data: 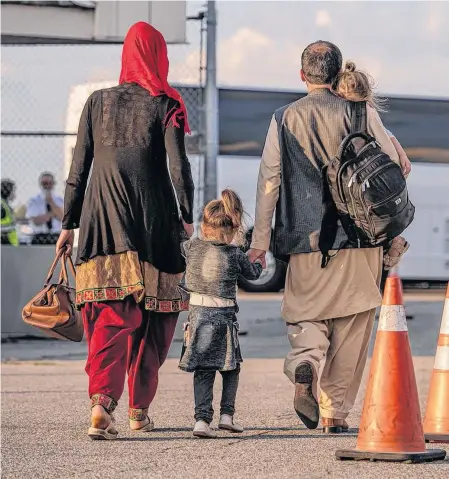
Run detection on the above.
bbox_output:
[336,448,446,464]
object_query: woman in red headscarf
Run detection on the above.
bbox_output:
[56,22,195,440]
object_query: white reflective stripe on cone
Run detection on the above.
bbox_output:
[440,299,449,335]
[390,265,399,277]
[433,345,449,370]
[378,305,408,332]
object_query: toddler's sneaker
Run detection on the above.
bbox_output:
[193,420,217,438]
[218,414,244,433]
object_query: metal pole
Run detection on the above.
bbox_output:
[204,0,218,204]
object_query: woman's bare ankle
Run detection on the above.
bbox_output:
[91,405,111,429]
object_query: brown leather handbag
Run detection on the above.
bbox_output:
[22,249,83,342]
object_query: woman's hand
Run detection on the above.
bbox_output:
[182,220,194,238]
[56,229,75,256]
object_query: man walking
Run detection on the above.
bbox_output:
[248,41,401,432]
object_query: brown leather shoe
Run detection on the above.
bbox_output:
[294,362,319,429]
[322,418,349,434]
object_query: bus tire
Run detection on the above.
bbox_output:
[238,250,286,293]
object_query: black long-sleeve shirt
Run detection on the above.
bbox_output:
[63,83,195,274]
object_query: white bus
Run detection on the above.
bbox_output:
[65,83,449,291]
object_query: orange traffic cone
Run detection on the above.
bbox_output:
[336,273,446,463]
[423,283,449,443]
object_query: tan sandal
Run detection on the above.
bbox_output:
[130,417,154,432]
[88,394,119,441]
[384,237,409,270]
[129,408,154,432]
[88,421,119,440]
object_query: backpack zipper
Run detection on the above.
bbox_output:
[348,156,386,241]
[336,160,355,204]
[357,180,376,240]
[345,153,384,190]
[363,160,398,183]
[348,186,359,223]
[369,184,407,210]
[359,162,401,240]
[343,154,383,233]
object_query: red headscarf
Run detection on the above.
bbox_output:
[119,22,191,134]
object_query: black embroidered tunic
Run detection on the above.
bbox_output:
[63,83,195,275]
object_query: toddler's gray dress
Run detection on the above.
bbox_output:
[179,238,263,372]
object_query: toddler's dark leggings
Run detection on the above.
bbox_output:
[193,364,241,424]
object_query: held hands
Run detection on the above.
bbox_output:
[56,229,75,256]
[247,248,267,269]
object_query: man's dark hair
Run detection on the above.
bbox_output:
[1,179,15,200]
[39,172,55,182]
[301,41,342,85]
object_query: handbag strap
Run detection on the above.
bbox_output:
[66,255,76,280]
[45,249,65,284]
[58,253,77,286]
[46,248,76,285]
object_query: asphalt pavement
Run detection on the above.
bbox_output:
[2,358,448,479]
[2,291,449,478]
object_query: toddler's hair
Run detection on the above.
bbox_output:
[333,60,387,112]
[201,189,245,245]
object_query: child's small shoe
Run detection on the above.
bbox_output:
[218,414,244,433]
[193,420,217,438]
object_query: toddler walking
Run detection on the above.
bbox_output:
[179,189,263,438]
[333,61,412,270]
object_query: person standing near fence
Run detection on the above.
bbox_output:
[26,172,64,245]
[56,22,195,440]
[1,179,19,246]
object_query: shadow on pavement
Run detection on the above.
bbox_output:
[116,431,359,441]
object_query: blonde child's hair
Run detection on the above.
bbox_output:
[333,60,388,112]
[201,189,245,245]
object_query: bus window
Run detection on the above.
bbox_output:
[217,88,449,164]
[380,97,449,164]
[219,88,305,157]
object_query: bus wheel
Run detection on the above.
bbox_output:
[238,251,286,293]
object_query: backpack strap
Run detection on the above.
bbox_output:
[319,102,368,268]
[318,165,339,268]
[336,132,372,161]
[351,101,367,133]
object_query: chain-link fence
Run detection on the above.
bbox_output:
[1,21,205,245]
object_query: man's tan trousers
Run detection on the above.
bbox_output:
[284,309,375,420]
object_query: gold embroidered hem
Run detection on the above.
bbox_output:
[75,251,188,312]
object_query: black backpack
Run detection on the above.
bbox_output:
[318,102,415,268]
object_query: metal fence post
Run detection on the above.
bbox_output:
[204,0,218,204]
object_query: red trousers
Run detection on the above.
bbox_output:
[82,298,178,416]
